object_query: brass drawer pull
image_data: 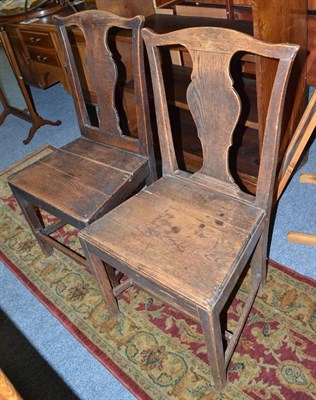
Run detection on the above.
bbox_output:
[30,37,41,44]
[36,55,48,63]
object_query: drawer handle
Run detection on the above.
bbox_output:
[30,37,41,44]
[36,55,48,63]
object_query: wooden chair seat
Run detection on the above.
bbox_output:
[79,26,298,391]
[82,174,264,307]
[9,137,149,227]
[8,11,156,267]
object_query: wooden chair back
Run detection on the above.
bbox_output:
[142,27,298,212]
[54,10,153,158]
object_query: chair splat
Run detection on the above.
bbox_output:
[187,49,241,183]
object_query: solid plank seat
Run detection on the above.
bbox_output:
[79,26,298,391]
[8,10,156,266]
[9,137,148,227]
[80,174,265,306]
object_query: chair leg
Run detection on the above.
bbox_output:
[104,263,121,288]
[91,255,121,317]
[10,186,53,256]
[80,239,120,317]
[199,307,227,391]
[250,228,269,290]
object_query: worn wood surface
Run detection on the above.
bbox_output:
[54,11,154,159]
[79,26,298,391]
[3,0,308,184]
[9,10,156,265]
[10,138,148,225]
[153,0,307,166]
[81,176,264,305]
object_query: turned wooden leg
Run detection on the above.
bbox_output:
[199,307,227,391]
[80,238,120,317]
[9,185,53,256]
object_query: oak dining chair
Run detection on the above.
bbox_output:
[79,26,298,390]
[8,10,156,268]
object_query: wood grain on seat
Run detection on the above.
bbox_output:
[79,25,298,391]
[10,138,148,225]
[8,10,156,264]
[82,175,265,305]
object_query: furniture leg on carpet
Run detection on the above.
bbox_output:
[0,30,61,144]
[79,26,298,391]
[8,10,156,268]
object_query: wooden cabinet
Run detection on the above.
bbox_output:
[5,21,69,90]
[4,25,37,87]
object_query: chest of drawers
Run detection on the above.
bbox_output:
[5,23,68,90]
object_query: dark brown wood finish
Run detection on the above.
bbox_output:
[152,0,307,193]
[8,10,156,265]
[2,1,307,191]
[79,27,298,391]
[4,20,70,90]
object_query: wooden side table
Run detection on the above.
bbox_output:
[0,29,61,144]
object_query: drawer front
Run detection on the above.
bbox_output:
[20,31,53,48]
[27,47,60,67]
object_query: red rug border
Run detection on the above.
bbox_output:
[0,251,152,400]
[268,258,316,288]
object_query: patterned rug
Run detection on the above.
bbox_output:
[1,146,316,400]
